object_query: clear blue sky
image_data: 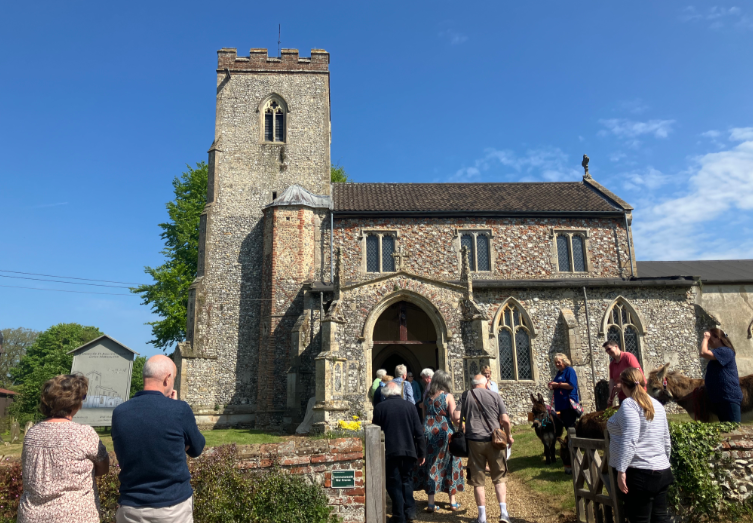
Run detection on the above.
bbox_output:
[2,1,752,358]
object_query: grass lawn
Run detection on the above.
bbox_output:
[0,428,284,459]
[508,424,575,511]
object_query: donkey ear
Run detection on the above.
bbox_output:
[657,362,670,378]
[538,393,545,403]
[530,393,537,403]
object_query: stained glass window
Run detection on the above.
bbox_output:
[477,235,490,271]
[498,330,514,380]
[382,235,395,272]
[572,235,586,272]
[515,330,532,380]
[366,235,379,273]
[461,234,475,270]
[557,235,571,272]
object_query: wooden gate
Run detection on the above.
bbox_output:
[567,427,624,523]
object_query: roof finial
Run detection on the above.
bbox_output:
[582,154,592,180]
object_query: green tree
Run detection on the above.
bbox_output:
[330,162,351,183]
[132,162,208,351]
[9,323,102,422]
[0,327,39,389]
[129,356,146,398]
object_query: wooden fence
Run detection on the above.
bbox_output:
[567,427,624,523]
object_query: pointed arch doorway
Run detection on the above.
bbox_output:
[371,301,440,379]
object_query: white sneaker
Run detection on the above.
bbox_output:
[499,512,511,523]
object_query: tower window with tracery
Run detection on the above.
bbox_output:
[606,302,641,365]
[263,100,285,143]
[497,302,534,381]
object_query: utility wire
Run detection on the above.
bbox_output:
[0,284,137,296]
[0,274,135,289]
[0,269,147,286]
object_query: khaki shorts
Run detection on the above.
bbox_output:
[467,440,508,486]
[116,496,193,523]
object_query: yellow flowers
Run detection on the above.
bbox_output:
[337,416,362,431]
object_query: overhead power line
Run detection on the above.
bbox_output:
[0,274,136,289]
[0,269,147,286]
[0,284,137,296]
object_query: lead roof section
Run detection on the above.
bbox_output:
[331,182,630,216]
[637,260,753,284]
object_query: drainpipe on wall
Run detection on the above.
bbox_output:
[583,286,597,400]
[623,212,635,278]
[330,212,334,283]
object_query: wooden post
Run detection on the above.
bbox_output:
[604,429,624,523]
[568,428,583,522]
[365,424,386,523]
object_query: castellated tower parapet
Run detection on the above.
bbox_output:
[176,46,332,430]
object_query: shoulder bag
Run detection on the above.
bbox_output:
[448,391,468,458]
[471,389,508,451]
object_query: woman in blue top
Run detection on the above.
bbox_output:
[700,328,743,422]
[548,353,580,430]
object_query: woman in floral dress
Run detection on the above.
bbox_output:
[414,369,464,512]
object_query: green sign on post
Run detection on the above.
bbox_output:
[331,470,356,489]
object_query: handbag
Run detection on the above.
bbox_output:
[471,389,508,451]
[448,429,468,458]
[569,397,584,417]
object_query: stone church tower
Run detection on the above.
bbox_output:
[176,48,332,428]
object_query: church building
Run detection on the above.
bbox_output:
[175,47,753,431]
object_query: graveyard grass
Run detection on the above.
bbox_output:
[0,428,283,457]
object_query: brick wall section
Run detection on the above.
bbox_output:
[232,437,365,523]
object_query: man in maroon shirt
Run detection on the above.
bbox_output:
[604,340,644,405]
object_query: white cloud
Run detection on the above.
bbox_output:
[633,137,753,259]
[599,118,676,139]
[680,5,748,29]
[439,30,468,45]
[621,167,674,191]
[448,147,581,182]
[730,127,753,141]
[701,130,721,138]
[610,152,627,162]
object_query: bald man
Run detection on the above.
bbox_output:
[112,355,205,522]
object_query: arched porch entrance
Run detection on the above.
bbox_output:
[363,291,450,410]
[372,302,439,378]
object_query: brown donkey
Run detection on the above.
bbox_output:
[647,363,753,422]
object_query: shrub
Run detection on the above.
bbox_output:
[0,460,22,523]
[191,444,256,523]
[249,470,340,523]
[96,461,121,522]
[668,421,741,522]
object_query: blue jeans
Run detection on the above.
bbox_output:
[386,456,416,523]
[714,402,741,422]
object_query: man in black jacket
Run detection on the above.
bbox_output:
[372,381,426,523]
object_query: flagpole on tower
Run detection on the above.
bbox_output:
[278,24,281,57]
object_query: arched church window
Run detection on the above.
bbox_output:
[606,301,642,365]
[460,231,492,272]
[497,301,534,381]
[263,99,285,143]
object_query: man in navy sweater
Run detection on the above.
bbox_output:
[372,381,426,523]
[112,355,205,522]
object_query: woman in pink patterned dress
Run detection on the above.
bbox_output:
[18,374,110,523]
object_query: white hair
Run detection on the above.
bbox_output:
[420,368,434,379]
[376,369,387,379]
[395,364,407,378]
[143,356,175,381]
[381,381,401,398]
[472,374,487,386]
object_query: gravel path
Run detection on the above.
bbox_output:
[390,461,576,523]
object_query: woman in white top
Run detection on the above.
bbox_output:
[607,367,674,523]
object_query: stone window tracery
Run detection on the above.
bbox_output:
[606,301,642,365]
[554,231,588,273]
[364,232,398,273]
[459,232,491,272]
[262,99,285,143]
[497,301,534,381]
